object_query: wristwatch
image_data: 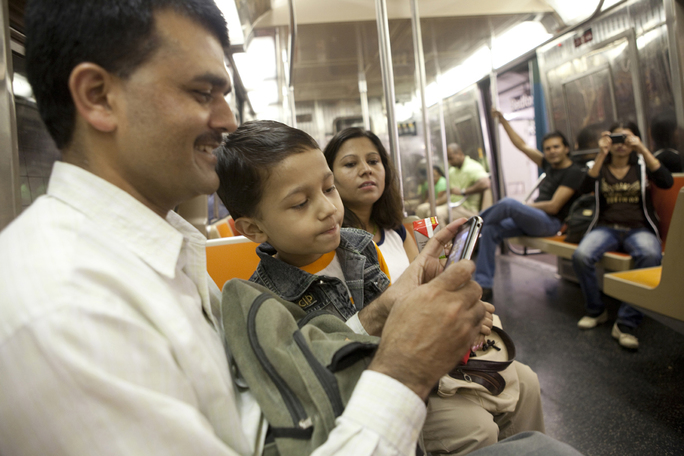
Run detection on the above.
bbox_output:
[461,189,466,196]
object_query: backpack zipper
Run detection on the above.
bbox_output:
[248,293,311,430]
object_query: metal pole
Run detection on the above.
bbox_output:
[409,0,436,218]
[288,0,297,127]
[374,0,403,208]
[356,25,371,131]
[431,26,451,222]
[0,0,20,231]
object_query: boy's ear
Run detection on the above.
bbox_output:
[235,217,269,244]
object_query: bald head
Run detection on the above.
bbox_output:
[447,143,465,168]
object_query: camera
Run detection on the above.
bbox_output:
[609,133,626,144]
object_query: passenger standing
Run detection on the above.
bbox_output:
[416,143,491,221]
[650,110,683,173]
[474,110,584,302]
[572,122,673,349]
[323,128,418,282]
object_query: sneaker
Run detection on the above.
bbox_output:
[577,310,608,329]
[481,288,493,303]
[612,323,639,349]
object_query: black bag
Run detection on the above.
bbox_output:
[564,194,596,244]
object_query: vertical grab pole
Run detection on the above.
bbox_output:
[356,25,371,131]
[374,0,404,213]
[287,0,297,127]
[431,27,450,222]
[0,0,20,230]
[409,0,436,218]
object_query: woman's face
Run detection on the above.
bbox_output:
[610,127,635,157]
[331,136,386,211]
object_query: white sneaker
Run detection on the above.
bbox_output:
[612,323,639,349]
[577,310,608,329]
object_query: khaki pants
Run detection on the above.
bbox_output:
[422,361,545,455]
[416,202,478,223]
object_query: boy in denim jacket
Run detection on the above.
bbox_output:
[216,120,391,331]
[216,120,545,455]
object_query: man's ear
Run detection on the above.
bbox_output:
[235,217,269,244]
[68,63,118,133]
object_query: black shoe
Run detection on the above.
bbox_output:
[481,288,493,302]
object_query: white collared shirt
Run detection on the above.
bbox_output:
[0,162,425,456]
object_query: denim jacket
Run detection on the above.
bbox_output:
[249,228,391,321]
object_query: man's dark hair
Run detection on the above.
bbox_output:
[541,131,569,148]
[25,0,229,149]
[323,128,404,232]
[215,120,320,220]
[650,110,677,151]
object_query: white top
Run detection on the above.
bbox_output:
[377,228,411,282]
[0,162,426,456]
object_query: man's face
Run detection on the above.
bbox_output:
[112,10,237,214]
[542,137,569,166]
[447,147,465,168]
[252,148,344,268]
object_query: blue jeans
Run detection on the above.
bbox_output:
[571,227,662,328]
[474,198,562,288]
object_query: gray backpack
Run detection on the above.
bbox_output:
[220,279,380,456]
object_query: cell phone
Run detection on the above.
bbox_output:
[444,216,483,267]
[609,133,626,144]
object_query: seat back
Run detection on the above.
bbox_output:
[651,173,684,244]
[206,236,260,289]
[661,188,684,281]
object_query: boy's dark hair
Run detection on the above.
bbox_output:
[650,110,677,151]
[216,120,320,219]
[323,128,403,231]
[25,0,229,149]
[541,130,569,148]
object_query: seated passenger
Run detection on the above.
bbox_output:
[217,121,546,456]
[572,122,673,349]
[650,110,683,173]
[475,110,584,302]
[416,143,490,221]
[323,127,418,281]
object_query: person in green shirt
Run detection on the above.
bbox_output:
[418,165,447,204]
[416,143,490,221]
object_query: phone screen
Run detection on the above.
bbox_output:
[446,226,471,267]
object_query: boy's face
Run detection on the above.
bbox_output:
[245,148,344,267]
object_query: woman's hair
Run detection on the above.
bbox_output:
[606,120,641,165]
[323,128,404,231]
[432,165,445,178]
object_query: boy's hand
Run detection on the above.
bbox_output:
[358,219,470,335]
[472,301,495,350]
[368,259,486,400]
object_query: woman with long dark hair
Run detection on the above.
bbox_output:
[323,128,418,282]
[572,121,673,349]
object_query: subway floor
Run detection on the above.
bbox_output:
[485,252,684,456]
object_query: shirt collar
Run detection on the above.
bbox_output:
[47,161,204,279]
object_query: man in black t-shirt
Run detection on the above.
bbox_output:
[474,110,584,302]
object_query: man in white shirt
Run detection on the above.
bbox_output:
[0,1,581,455]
